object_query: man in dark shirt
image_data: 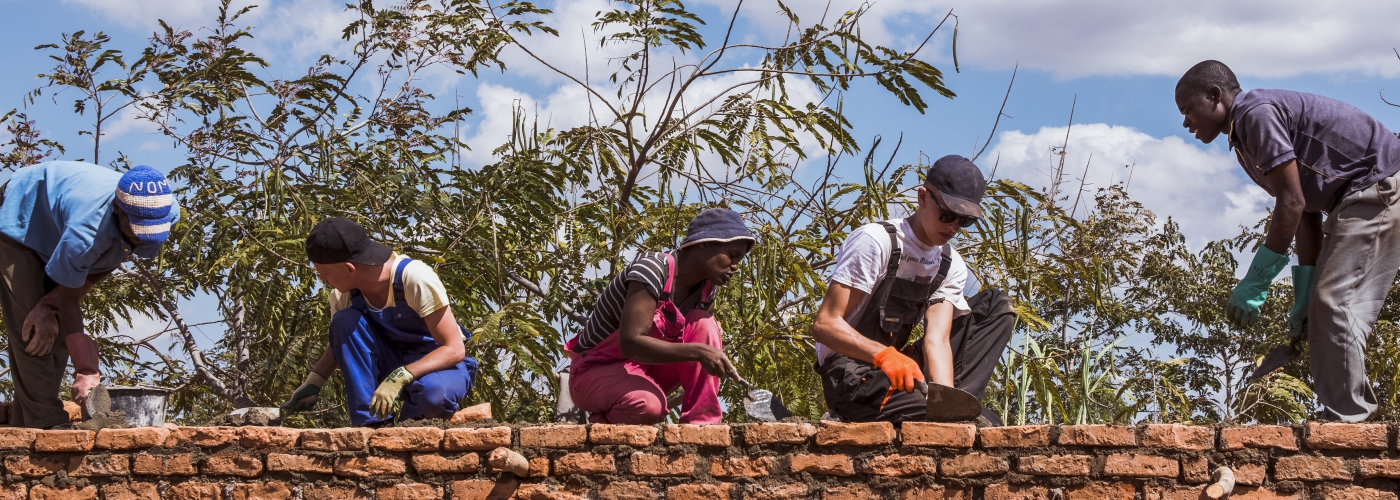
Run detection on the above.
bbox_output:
[1176,60,1400,422]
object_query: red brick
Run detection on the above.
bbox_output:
[63,401,80,422]
[1103,454,1179,477]
[370,426,443,451]
[100,483,158,500]
[555,452,616,475]
[34,429,94,451]
[450,402,492,424]
[299,427,372,451]
[743,422,816,445]
[1363,459,1400,478]
[1221,425,1298,450]
[862,454,937,476]
[815,421,894,446]
[979,425,1050,447]
[519,424,587,448]
[267,453,333,473]
[668,484,731,500]
[236,426,300,448]
[1068,482,1133,500]
[0,484,22,500]
[710,456,775,478]
[529,456,549,477]
[1230,487,1303,500]
[304,486,370,500]
[1017,454,1091,476]
[787,453,853,476]
[0,428,34,449]
[898,486,967,500]
[201,453,263,477]
[1057,425,1136,446]
[630,452,695,476]
[165,426,236,447]
[1322,486,1399,500]
[28,485,96,500]
[1306,422,1387,450]
[66,454,129,476]
[664,424,731,447]
[444,426,512,450]
[598,481,653,500]
[940,453,1008,477]
[984,484,1049,500]
[166,483,220,500]
[232,482,292,500]
[132,453,197,475]
[95,427,169,450]
[1141,424,1214,450]
[513,484,587,500]
[741,483,807,500]
[588,424,658,446]
[4,455,64,477]
[412,453,480,474]
[446,481,498,500]
[1275,455,1349,481]
[1182,456,1210,483]
[1143,485,1207,500]
[334,455,408,477]
[824,484,875,500]
[376,483,441,500]
[901,422,976,447]
[1235,463,1267,485]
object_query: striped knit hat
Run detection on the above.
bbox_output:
[115,166,175,244]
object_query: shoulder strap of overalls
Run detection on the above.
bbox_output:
[660,253,676,301]
[391,257,411,302]
[871,221,901,325]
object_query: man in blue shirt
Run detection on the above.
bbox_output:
[0,161,178,429]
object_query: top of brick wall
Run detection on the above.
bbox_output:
[0,421,1388,453]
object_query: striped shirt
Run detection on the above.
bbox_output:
[572,252,715,352]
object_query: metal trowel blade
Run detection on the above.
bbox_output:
[1246,343,1301,382]
[743,389,793,422]
[82,384,110,421]
[921,382,983,421]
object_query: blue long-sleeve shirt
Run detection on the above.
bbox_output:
[0,161,180,288]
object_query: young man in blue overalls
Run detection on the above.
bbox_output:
[285,218,479,425]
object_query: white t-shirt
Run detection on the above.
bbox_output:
[329,253,452,319]
[815,219,970,364]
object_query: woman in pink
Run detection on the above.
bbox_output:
[566,209,754,424]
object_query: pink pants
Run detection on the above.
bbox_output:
[567,308,723,425]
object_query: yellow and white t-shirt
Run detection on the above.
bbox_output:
[329,253,452,318]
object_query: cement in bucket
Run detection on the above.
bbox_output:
[106,385,170,427]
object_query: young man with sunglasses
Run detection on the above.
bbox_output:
[812,155,1014,424]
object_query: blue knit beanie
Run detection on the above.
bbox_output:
[679,208,755,249]
[115,166,175,244]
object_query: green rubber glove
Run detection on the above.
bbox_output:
[1287,265,1316,342]
[1227,246,1290,327]
[286,372,326,413]
[371,367,415,419]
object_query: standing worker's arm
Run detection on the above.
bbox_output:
[1262,160,1307,256]
[1295,210,1323,266]
[367,306,466,418]
[1226,160,1307,327]
[23,272,110,404]
[812,282,925,392]
[920,301,956,387]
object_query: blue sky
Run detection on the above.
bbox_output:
[4,0,1400,350]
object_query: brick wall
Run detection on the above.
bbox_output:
[0,422,1397,499]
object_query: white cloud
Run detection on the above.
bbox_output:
[987,123,1271,246]
[61,0,257,34]
[697,0,1400,79]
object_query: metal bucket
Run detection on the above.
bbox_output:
[106,385,170,427]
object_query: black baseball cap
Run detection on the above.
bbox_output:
[925,155,987,219]
[305,217,393,265]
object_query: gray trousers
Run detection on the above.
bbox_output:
[0,233,71,429]
[1310,172,1400,422]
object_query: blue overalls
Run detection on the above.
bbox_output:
[329,257,479,426]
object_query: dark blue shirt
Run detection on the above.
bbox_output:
[1228,89,1400,212]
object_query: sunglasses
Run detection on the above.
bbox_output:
[927,187,979,228]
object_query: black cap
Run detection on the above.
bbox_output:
[925,155,987,218]
[306,217,393,265]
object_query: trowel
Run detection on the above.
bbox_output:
[918,381,983,421]
[1246,340,1301,383]
[728,370,792,422]
[80,384,111,421]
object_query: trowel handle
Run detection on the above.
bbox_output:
[725,366,754,391]
[915,381,928,395]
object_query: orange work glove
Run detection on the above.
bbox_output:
[873,346,925,393]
